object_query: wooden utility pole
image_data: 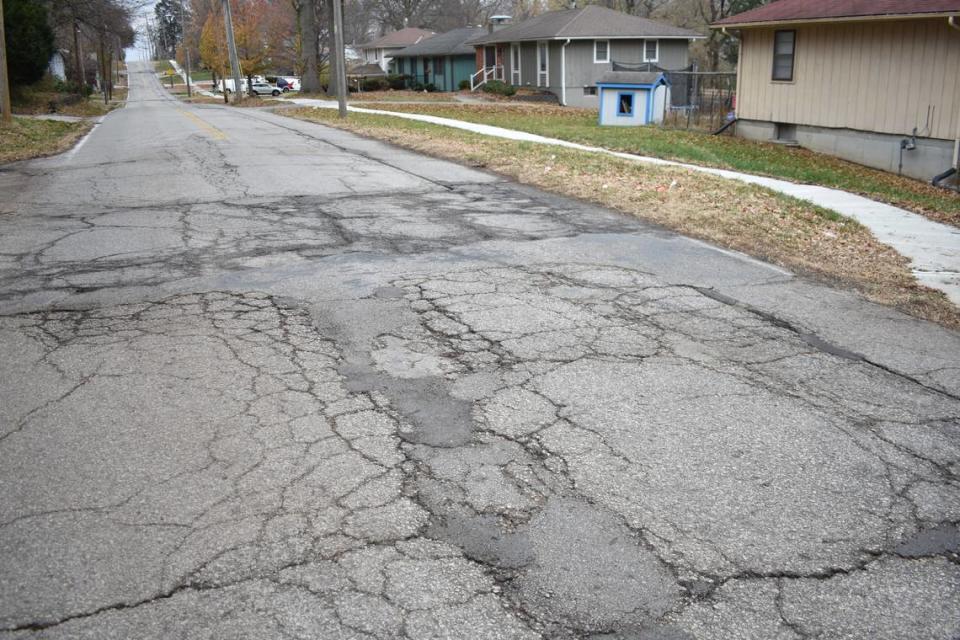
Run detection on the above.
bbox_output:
[0,0,11,124]
[331,0,347,117]
[222,0,243,102]
[73,20,85,90]
[179,0,192,97]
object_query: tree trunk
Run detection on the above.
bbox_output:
[298,0,320,92]
[325,0,337,97]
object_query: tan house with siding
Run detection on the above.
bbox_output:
[714,0,960,183]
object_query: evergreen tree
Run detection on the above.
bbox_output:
[4,0,56,85]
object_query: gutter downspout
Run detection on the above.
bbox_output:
[561,38,570,106]
[951,17,960,169]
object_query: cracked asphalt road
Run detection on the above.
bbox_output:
[0,62,958,639]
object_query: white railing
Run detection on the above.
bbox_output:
[469,65,504,91]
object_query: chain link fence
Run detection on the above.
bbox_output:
[612,62,737,132]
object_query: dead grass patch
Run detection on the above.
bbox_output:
[350,90,458,102]
[285,106,959,329]
[352,102,960,227]
[0,117,92,164]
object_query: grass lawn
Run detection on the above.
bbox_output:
[285,106,959,330]
[0,117,92,164]
[345,103,959,227]
[155,60,174,73]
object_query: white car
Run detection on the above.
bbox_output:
[249,82,281,97]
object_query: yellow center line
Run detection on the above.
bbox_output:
[178,108,228,140]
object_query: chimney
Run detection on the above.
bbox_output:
[488,15,512,33]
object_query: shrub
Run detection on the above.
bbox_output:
[360,77,389,91]
[424,83,436,93]
[458,79,471,90]
[386,74,408,90]
[482,80,516,96]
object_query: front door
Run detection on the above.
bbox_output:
[485,46,496,68]
[422,58,430,84]
[511,44,521,84]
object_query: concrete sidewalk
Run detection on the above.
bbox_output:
[289,97,960,306]
[168,59,217,98]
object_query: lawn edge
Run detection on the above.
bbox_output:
[279,106,960,331]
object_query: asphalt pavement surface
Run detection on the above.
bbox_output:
[0,61,958,639]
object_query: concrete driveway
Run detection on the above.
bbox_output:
[0,61,958,639]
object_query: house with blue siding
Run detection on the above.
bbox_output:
[392,27,487,92]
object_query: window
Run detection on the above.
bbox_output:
[643,39,658,62]
[537,41,549,87]
[617,92,634,117]
[583,86,597,96]
[435,57,445,76]
[594,40,609,63]
[511,43,521,84]
[772,30,795,81]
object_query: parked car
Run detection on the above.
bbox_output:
[276,77,294,92]
[249,82,281,97]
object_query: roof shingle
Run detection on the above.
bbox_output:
[358,28,436,50]
[393,27,487,57]
[468,5,701,45]
[714,0,960,27]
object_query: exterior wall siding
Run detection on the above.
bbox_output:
[519,42,538,88]
[473,38,693,108]
[736,19,960,140]
[398,54,476,91]
[608,39,689,69]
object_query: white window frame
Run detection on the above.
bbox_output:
[511,43,521,85]
[593,39,610,63]
[643,39,659,63]
[536,40,549,87]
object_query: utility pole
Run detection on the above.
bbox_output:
[331,0,347,117]
[222,0,243,102]
[0,0,11,124]
[179,0,192,97]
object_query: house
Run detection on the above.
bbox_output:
[357,28,437,74]
[48,51,67,82]
[597,71,670,126]
[466,5,702,107]
[713,0,960,182]
[392,27,487,91]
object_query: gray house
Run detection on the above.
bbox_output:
[467,5,702,107]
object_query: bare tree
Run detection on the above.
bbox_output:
[294,0,321,90]
[370,0,437,30]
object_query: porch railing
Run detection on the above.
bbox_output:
[469,65,504,91]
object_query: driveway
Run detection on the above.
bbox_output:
[0,61,958,639]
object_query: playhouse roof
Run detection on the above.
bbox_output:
[597,71,667,86]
